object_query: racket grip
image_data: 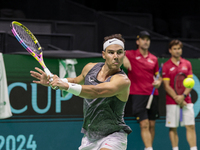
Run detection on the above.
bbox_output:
[44,67,53,77]
[44,67,54,82]
[180,108,183,122]
[146,95,153,109]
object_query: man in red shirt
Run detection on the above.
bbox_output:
[162,40,197,150]
[123,31,162,150]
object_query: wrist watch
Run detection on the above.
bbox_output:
[182,94,187,98]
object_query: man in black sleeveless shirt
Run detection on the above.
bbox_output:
[30,34,132,150]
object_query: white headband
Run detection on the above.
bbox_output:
[103,38,124,51]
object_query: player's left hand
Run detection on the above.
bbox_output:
[152,80,161,89]
[30,67,49,86]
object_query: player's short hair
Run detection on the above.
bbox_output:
[103,34,125,44]
[169,39,183,49]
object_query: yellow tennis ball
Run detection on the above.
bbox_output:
[183,78,195,88]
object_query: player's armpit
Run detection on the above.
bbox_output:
[68,63,97,84]
[82,63,97,77]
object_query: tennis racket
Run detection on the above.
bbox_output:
[146,63,163,109]
[10,21,57,89]
[174,72,186,122]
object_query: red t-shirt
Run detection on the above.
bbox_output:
[162,58,193,104]
[126,49,159,95]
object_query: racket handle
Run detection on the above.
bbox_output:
[180,108,183,122]
[44,67,53,77]
[146,64,162,109]
[44,67,54,82]
[146,94,153,109]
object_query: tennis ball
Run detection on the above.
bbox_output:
[183,78,195,88]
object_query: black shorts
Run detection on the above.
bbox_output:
[129,95,159,122]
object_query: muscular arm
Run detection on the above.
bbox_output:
[51,63,130,102]
[32,63,130,102]
[62,63,96,84]
[30,63,96,86]
[66,63,95,84]
[79,74,130,102]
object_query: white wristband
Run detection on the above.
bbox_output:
[61,78,68,83]
[67,82,82,96]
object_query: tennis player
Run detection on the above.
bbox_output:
[162,40,197,150]
[123,31,162,150]
[30,34,132,150]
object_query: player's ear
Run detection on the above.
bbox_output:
[169,48,171,54]
[136,39,139,45]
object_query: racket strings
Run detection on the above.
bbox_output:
[14,24,41,55]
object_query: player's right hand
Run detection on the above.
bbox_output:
[174,95,185,105]
[50,75,69,91]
